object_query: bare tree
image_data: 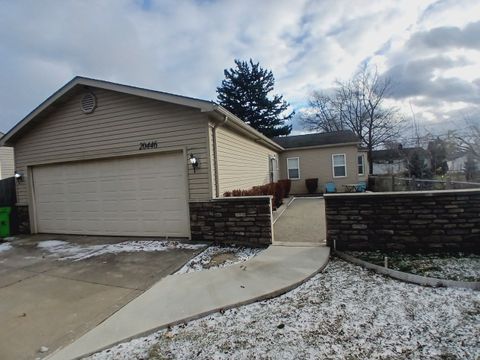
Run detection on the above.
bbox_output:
[454,123,480,160]
[302,66,404,174]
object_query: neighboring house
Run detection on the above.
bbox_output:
[0,132,14,180]
[372,147,427,175]
[447,151,468,173]
[0,77,367,237]
[274,131,368,194]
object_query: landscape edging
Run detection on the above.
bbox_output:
[334,250,480,290]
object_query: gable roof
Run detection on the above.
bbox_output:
[272,130,360,149]
[0,77,283,151]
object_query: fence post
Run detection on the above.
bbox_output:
[391,175,395,192]
[446,178,452,190]
[410,176,416,191]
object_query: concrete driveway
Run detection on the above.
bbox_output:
[0,234,206,360]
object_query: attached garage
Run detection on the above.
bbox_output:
[0,77,281,239]
[32,151,189,237]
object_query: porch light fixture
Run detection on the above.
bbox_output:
[189,154,199,173]
[14,171,24,182]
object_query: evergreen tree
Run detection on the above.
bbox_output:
[217,59,293,137]
[427,137,448,176]
[408,150,431,178]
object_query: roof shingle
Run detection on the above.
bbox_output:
[272,130,359,149]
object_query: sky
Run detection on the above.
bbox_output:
[1,0,479,142]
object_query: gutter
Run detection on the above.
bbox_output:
[211,115,228,198]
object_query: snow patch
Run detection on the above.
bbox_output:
[0,242,12,252]
[37,240,205,261]
[88,259,480,360]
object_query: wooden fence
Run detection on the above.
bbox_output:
[0,176,16,206]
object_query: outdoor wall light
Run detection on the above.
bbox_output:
[14,171,24,182]
[189,154,199,173]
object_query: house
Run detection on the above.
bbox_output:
[447,151,468,174]
[0,132,14,180]
[0,77,366,238]
[372,147,427,175]
[274,131,368,194]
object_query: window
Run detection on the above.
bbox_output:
[287,157,300,180]
[332,154,347,177]
[358,154,365,175]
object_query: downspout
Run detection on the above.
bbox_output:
[212,115,228,198]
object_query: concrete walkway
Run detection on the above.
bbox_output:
[47,245,330,360]
[274,197,326,246]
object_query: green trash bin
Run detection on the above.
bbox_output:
[0,207,12,238]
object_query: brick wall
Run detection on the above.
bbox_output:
[325,189,480,253]
[189,196,273,246]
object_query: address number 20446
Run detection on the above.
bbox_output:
[139,141,158,150]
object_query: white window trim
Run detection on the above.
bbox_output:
[332,153,347,178]
[358,154,365,176]
[287,157,300,180]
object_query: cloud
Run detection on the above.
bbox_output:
[406,21,480,51]
[0,0,479,139]
[383,56,480,103]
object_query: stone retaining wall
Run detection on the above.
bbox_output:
[324,189,480,253]
[189,196,273,246]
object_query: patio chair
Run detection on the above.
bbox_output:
[356,181,367,192]
[325,182,337,193]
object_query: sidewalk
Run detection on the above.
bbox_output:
[273,197,326,246]
[47,245,330,360]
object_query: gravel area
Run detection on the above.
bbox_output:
[87,259,480,360]
[346,251,480,282]
[175,245,264,274]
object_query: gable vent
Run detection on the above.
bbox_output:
[81,92,97,114]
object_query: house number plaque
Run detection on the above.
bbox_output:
[139,141,158,150]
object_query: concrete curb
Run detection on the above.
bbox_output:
[272,196,295,225]
[334,250,480,290]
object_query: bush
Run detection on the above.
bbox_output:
[278,179,291,197]
[305,178,318,194]
[222,182,284,209]
[273,182,285,208]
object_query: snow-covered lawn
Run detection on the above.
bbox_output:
[175,245,263,274]
[37,240,205,261]
[87,259,480,360]
[346,251,480,282]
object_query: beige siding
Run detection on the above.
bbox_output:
[14,88,210,204]
[0,146,14,179]
[279,145,362,194]
[216,126,278,195]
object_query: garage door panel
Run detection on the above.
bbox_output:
[33,152,189,237]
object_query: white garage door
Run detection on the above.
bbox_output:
[32,152,189,237]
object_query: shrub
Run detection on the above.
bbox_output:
[273,182,285,208]
[222,182,284,209]
[305,178,318,194]
[278,179,291,197]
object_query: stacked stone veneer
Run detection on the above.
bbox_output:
[189,196,273,246]
[325,189,480,253]
[11,205,30,234]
